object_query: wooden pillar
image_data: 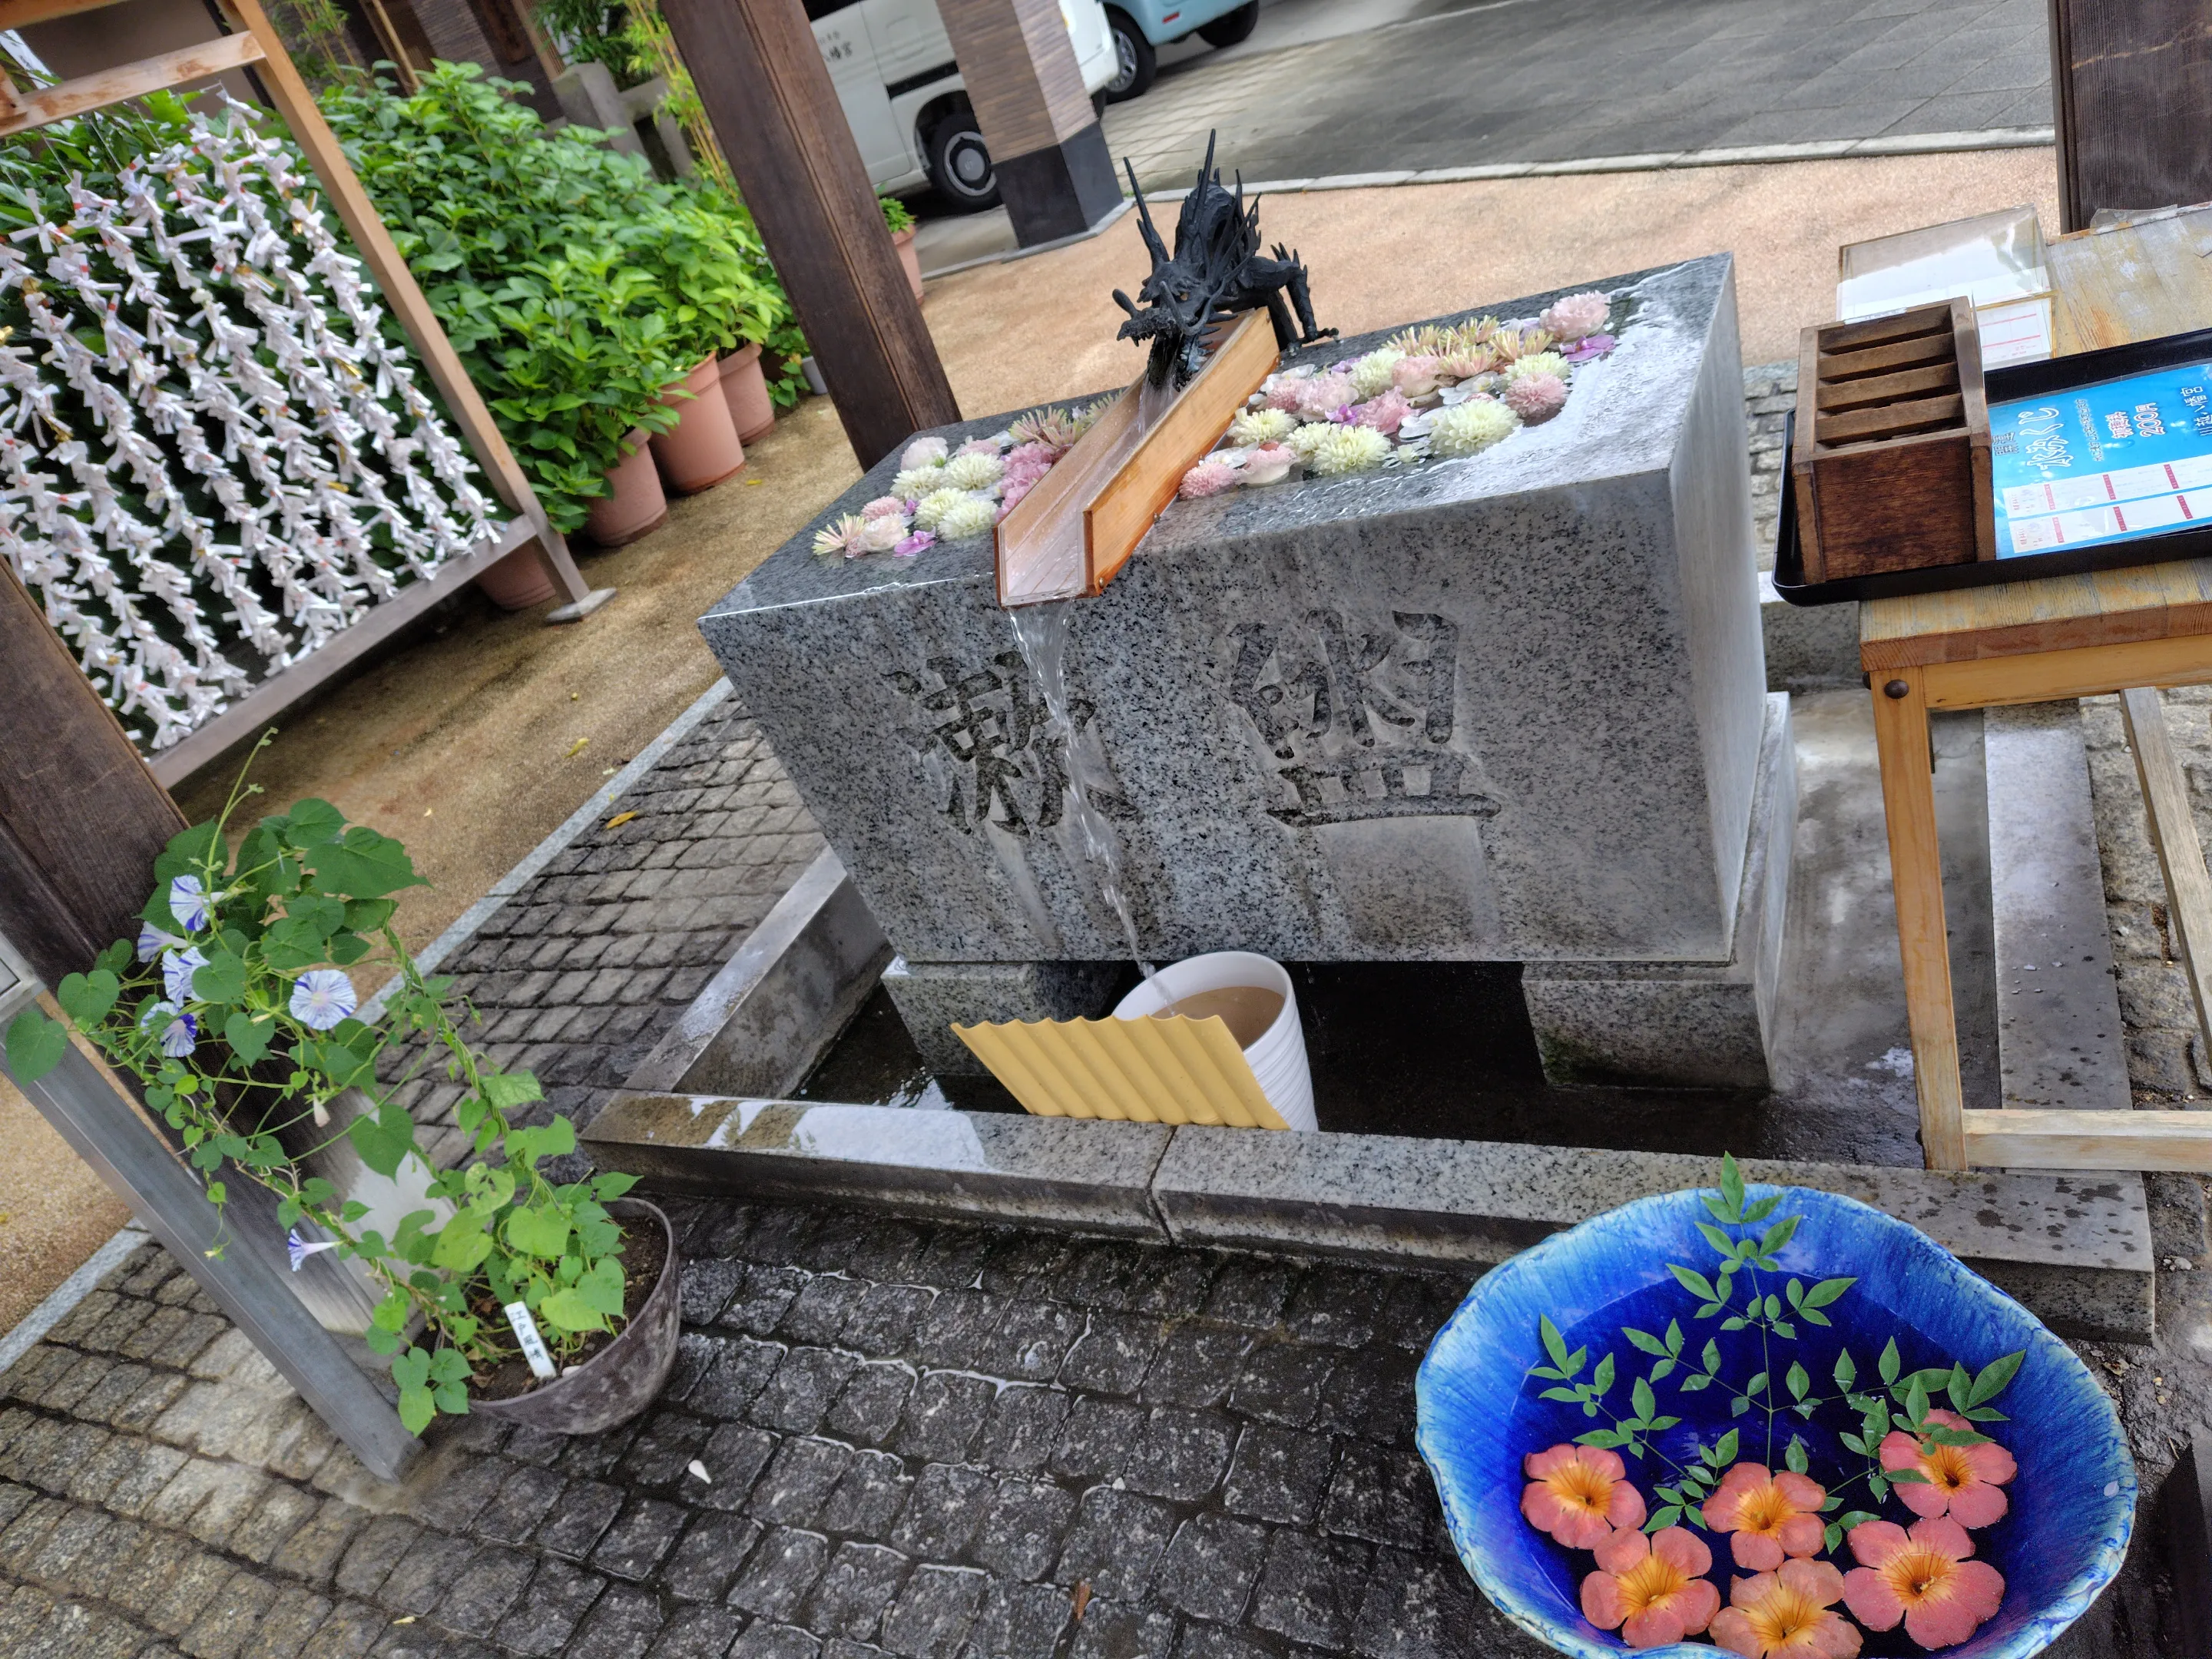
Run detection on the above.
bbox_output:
[657,0,959,467]
[937,0,1120,247]
[2048,0,2212,231]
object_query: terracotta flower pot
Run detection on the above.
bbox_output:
[718,343,777,443]
[649,356,746,494]
[892,225,923,303]
[474,545,558,611]
[586,427,669,547]
[468,1200,682,1435]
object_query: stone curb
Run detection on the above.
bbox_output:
[0,1223,147,1377]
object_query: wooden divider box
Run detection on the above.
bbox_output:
[1791,299,1993,583]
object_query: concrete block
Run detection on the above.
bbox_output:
[580,1096,1172,1237]
[1759,571,1861,690]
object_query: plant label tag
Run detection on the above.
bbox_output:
[503,1302,558,1379]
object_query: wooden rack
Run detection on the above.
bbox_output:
[0,0,614,785]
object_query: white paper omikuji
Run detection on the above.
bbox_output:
[0,96,499,750]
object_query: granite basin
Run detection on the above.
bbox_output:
[1415,1184,2134,1657]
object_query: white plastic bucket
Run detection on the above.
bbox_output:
[1112,950,1316,1131]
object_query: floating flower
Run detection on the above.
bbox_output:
[1710,1559,1860,1658]
[286,1229,339,1272]
[1392,355,1445,398]
[942,450,1005,490]
[1293,372,1357,421]
[1505,350,1570,383]
[900,435,948,470]
[1702,1464,1827,1569]
[1540,290,1611,342]
[139,999,197,1058]
[1492,324,1556,363]
[891,464,945,499]
[893,530,935,557]
[161,946,207,1004]
[1564,332,1617,363]
[1303,423,1392,475]
[861,495,907,519]
[1879,1410,2016,1527]
[1007,406,1084,452]
[1503,372,1568,424]
[1349,347,1404,399]
[934,495,998,540]
[137,922,185,963]
[1178,457,1240,499]
[168,874,216,931]
[1520,1443,1645,1548]
[912,487,972,530]
[1353,390,1415,438]
[813,512,870,558]
[1228,408,1298,447]
[289,968,357,1031]
[1581,1525,1720,1649]
[1263,375,1312,412]
[1439,348,1497,381]
[1240,442,1296,485]
[854,515,908,554]
[1428,399,1521,457]
[1842,1516,2003,1650]
[955,437,1002,459]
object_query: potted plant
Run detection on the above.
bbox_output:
[586,426,669,547]
[883,194,922,303]
[2,757,680,1438]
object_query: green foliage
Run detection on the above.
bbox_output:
[880,194,916,234]
[317,61,790,530]
[6,740,637,1433]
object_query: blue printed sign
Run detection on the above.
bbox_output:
[1990,363,2212,555]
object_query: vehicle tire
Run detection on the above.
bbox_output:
[1104,8,1156,102]
[923,113,1000,212]
[1197,1,1257,48]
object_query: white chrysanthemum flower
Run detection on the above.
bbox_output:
[942,451,1005,491]
[935,495,999,540]
[1227,408,1298,447]
[1504,351,1570,384]
[1286,422,1336,460]
[891,464,945,499]
[1303,424,1393,475]
[1428,399,1522,457]
[1349,348,1405,401]
[901,435,949,470]
[913,487,974,530]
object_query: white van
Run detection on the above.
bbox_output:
[810,0,1119,213]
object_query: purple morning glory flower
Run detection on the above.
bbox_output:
[161,946,207,1003]
[289,969,357,1031]
[137,922,184,963]
[286,1229,339,1272]
[139,1000,197,1058]
[168,875,213,931]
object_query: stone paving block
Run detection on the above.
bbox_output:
[890,1463,992,1561]
[1228,1343,1336,1429]
[474,1464,568,1547]
[100,1527,191,1618]
[1222,1426,1336,1526]
[975,1389,1067,1472]
[1052,1489,1174,1601]
[1286,1270,1383,1349]
[1322,1350,1419,1446]
[309,1598,390,1657]
[680,1259,749,1327]
[237,1584,330,1659]
[1049,1399,1143,1482]
[266,1495,365,1584]
[728,1526,830,1618]
[71,1361,151,1427]
[1150,1515,1267,1624]
[1250,1531,1370,1648]
[227,1482,319,1565]
[379,1530,467,1616]
[969,1479,1076,1584]
[976,1305,1081,1384]
[571,1581,667,1659]
[696,1425,779,1512]
[910,1295,1005,1366]
[104,1442,190,1519]
[39,1353,114,1413]
[406,1452,505,1533]
[1141,1329,1253,1409]
[1124,1409,1234,1502]
[879,1565,986,1659]
[1065,1598,1175,1659]
[649,1604,746,1659]
[23,1502,114,1588]
[177,1568,276,1659]
[1172,1626,1271,1659]
[436,1545,537,1637]
[624,1412,716,1488]
[1319,1445,1435,1551]
[593,1496,690,1580]
[817,1450,912,1541]
[665,1512,762,1602]
[842,1286,934,1356]
[752,1438,854,1528]
[731,1621,821,1659]
[1350,1547,1479,1659]
[693,1340,788,1420]
[892,1374,993,1464]
[494,1556,608,1657]
[962,1578,1071,1659]
[782,1279,871,1346]
[538,1480,626,1559]
[826,1363,916,1446]
[806,1541,914,1638]
[144,1552,238,1638]
[753,1350,862,1436]
[1200,1263,1296,1330]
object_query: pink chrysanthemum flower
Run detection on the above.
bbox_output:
[956,437,1000,458]
[1503,373,1568,424]
[1710,1559,1861,1657]
[1294,372,1357,422]
[1354,389,1414,437]
[861,495,906,519]
[1391,355,1445,397]
[1240,442,1296,485]
[1177,458,1240,499]
[1540,290,1611,342]
[1580,1525,1719,1649]
[1843,1516,2003,1650]
[1520,1443,1644,1548]
[1879,1409,2017,1527]
[1702,1464,1827,1570]
[1439,348,1495,381]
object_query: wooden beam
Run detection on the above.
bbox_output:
[0,0,124,29]
[1964,1108,2212,1171]
[1922,634,2212,710]
[2120,686,2212,1061]
[658,0,959,467]
[0,31,263,136]
[208,0,601,611]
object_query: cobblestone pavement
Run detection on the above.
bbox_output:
[1744,362,1793,568]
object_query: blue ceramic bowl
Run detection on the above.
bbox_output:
[1416,1184,2134,1659]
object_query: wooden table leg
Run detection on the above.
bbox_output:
[1869,667,1968,1169]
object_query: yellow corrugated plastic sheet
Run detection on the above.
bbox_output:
[951,1014,1287,1129]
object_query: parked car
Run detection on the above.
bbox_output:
[1102,0,1258,101]
[810,0,1119,214]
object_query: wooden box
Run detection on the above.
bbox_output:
[1791,299,1994,583]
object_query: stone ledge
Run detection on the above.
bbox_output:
[580,1096,2154,1342]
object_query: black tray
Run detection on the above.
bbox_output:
[1772,324,2212,606]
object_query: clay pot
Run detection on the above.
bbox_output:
[586,427,669,547]
[718,343,777,443]
[469,1200,682,1435]
[474,545,557,610]
[649,356,746,493]
[892,225,923,303]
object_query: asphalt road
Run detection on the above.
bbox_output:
[1105,0,2051,192]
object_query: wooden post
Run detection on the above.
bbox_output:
[657,0,959,468]
[2121,687,2212,1061]
[935,0,1120,247]
[2048,0,2212,231]
[1869,667,1968,1170]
